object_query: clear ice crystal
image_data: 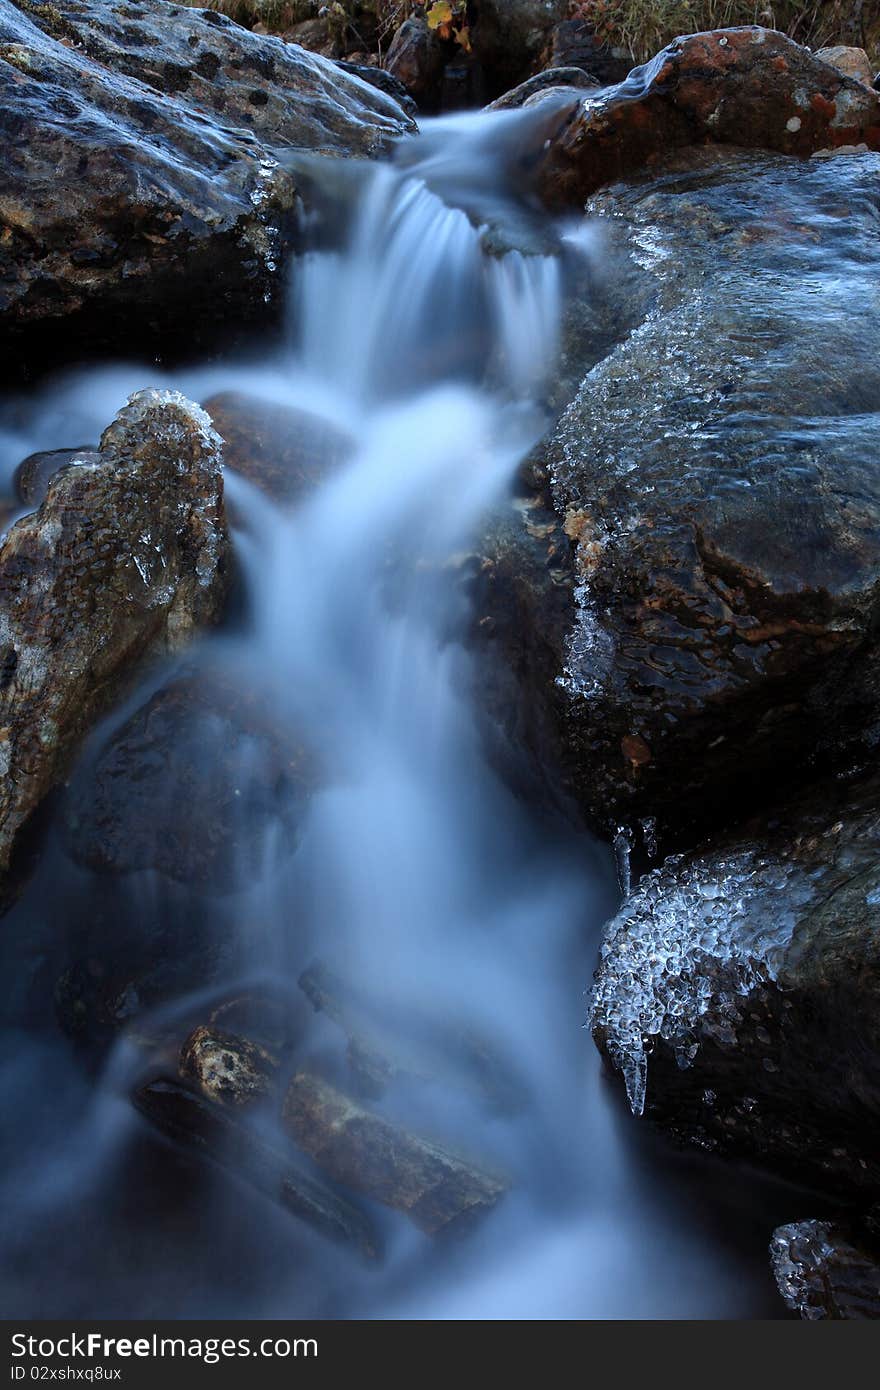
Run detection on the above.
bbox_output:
[590,846,806,1116]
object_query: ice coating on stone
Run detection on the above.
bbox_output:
[590,846,807,1115]
[771,1221,841,1320]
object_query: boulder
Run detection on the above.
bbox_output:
[0,389,229,890]
[13,446,98,508]
[281,1070,508,1235]
[202,391,353,504]
[772,1220,880,1319]
[591,768,880,1199]
[489,146,880,849]
[384,16,446,111]
[815,44,875,86]
[0,0,415,371]
[335,58,418,118]
[539,28,880,208]
[486,66,599,111]
[62,669,314,892]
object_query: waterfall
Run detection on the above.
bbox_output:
[0,107,778,1320]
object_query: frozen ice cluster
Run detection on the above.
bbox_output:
[590,845,812,1115]
[770,1221,838,1320]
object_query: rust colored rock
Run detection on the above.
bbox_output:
[180,1025,279,1109]
[385,17,446,111]
[203,391,353,505]
[134,1077,379,1259]
[772,1220,880,1319]
[281,1071,508,1235]
[0,389,229,889]
[539,28,880,208]
[815,45,875,87]
[621,734,651,768]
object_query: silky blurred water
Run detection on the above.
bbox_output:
[0,111,799,1320]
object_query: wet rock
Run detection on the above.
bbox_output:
[180,1025,279,1109]
[539,28,880,208]
[591,768,880,1198]
[0,0,414,371]
[335,59,419,119]
[384,16,446,112]
[487,67,599,111]
[544,18,632,84]
[772,1220,880,1319]
[281,1071,508,1235]
[63,669,313,892]
[299,958,525,1110]
[202,391,353,505]
[13,446,98,509]
[815,45,875,87]
[0,389,229,890]
[494,147,880,848]
[134,1076,379,1259]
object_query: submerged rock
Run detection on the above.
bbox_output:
[13,446,98,508]
[489,146,880,849]
[203,391,353,505]
[0,0,414,370]
[179,1025,279,1109]
[281,1071,508,1235]
[63,669,313,892]
[772,1220,880,1319]
[299,958,525,1110]
[134,1076,379,1259]
[539,28,880,207]
[591,769,880,1198]
[0,389,229,891]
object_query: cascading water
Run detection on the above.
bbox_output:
[0,108,789,1319]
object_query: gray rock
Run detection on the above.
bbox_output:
[486,66,599,111]
[0,389,229,891]
[63,668,314,892]
[0,0,415,369]
[486,146,880,851]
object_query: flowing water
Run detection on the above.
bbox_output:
[0,109,797,1319]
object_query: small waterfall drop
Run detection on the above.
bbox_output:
[0,107,785,1320]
